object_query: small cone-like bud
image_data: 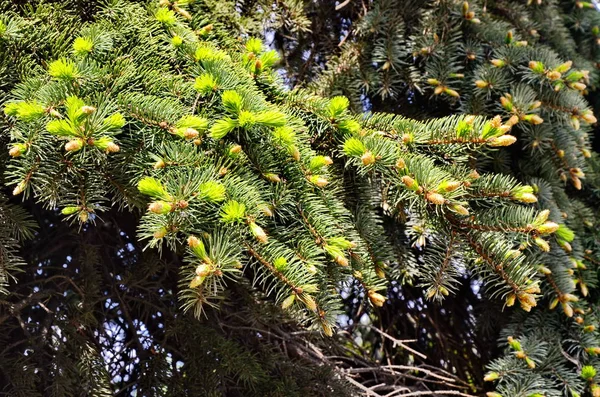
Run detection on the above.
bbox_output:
[449,204,469,215]
[506,115,520,126]
[361,151,376,165]
[335,255,349,267]
[534,237,550,252]
[9,145,24,157]
[475,80,489,88]
[563,302,574,317]
[12,181,25,195]
[572,176,582,190]
[300,294,317,312]
[490,115,502,128]
[281,294,296,309]
[65,139,84,152]
[500,96,512,111]
[536,221,559,234]
[368,290,386,307]
[321,322,333,337]
[488,135,517,147]
[484,372,499,382]
[426,192,445,205]
[518,193,538,203]
[148,201,172,214]
[506,293,516,307]
[309,175,328,188]
[434,85,444,95]
[427,78,440,85]
[549,298,560,310]
[444,87,460,97]
[530,100,542,110]
[582,112,597,124]
[491,59,505,67]
[396,158,406,169]
[106,142,120,153]
[189,275,205,289]
[81,105,96,115]
[153,227,167,239]
[486,393,502,397]
[572,82,587,91]
[184,128,199,139]
[195,264,212,277]
[547,70,561,80]
[249,222,268,244]
[154,159,166,169]
[401,175,419,191]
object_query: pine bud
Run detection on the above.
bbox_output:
[61,206,79,215]
[249,221,268,244]
[562,302,574,317]
[153,227,167,239]
[505,115,519,127]
[321,321,333,337]
[171,35,183,47]
[401,175,419,191]
[335,255,349,267]
[515,351,526,359]
[300,294,317,312]
[264,173,281,183]
[81,105,96,115]
[184,128,199,139]
[427,78,440,86]
[572,82,586,91]
[505,293,516,307]
[426,192,445,205]
[106,142,120,153]
[529,100,542,110]
[9,143,27,157]
[154,159,166,169]
[529,60,544,73]
[536,221,559,234]
[486,393,502,397]
[281,294,296,309]
[290,145,301,161]
[556,60,573,73]
[518,293,537,309]
[190,275,205,288]
[572,176,582,190]
[368,290,386,307]
[517,193,538,203]
[488,135,517,147]
[525,357,536,369]
[438,180,461,192]
[444,88,460,97]
[581,365,597,381]
[500,96,513,111]
[195,264,212,277]
[65,139,84,152]
[396,158,406,169]
[534,237,550,252]
[475,80,489,88]
[188,235,208,260]
[582,112,597,124]
[148,201,172,214]
[491,59,505,67]
[547,70,561,80]
[361,151,376,165]
[585,325,596,332]
[309,175,328,188]
[13,180,26,195]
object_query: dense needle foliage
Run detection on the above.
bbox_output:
[2,1,600,396]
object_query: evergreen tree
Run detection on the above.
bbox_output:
[2,1,600,396]
[281,0,600,396]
